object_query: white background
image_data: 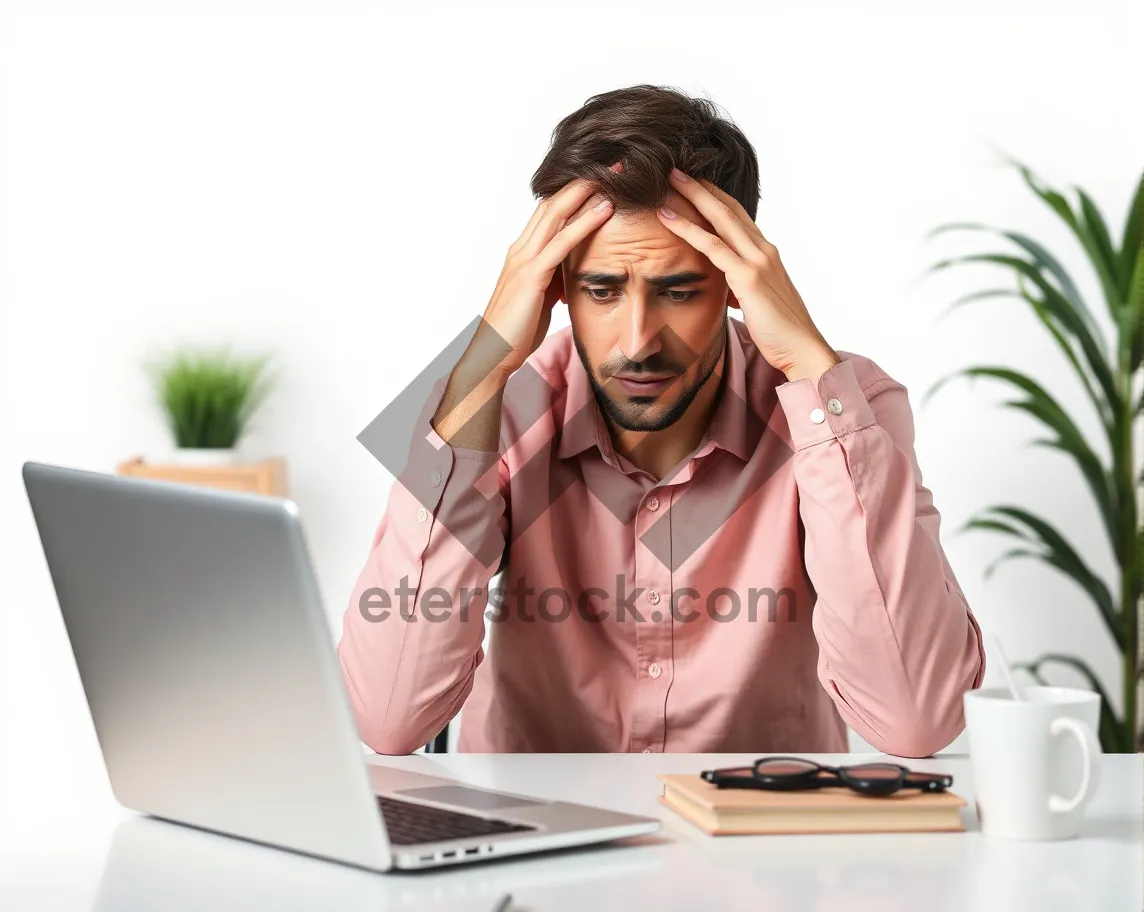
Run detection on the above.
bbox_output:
[2,0,1141,798]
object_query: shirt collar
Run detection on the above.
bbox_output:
[555,317,758,463]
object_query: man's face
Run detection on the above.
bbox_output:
[561,190,731,433]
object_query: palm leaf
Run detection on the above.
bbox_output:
[1119,172,1141,375]
[929,273,1114,431]
[1076,188,1122,312]
[927,252,1119,411]
[959,517,1029,539]
[998,153,1123,317]
[1011,653,1128,752]
[925,367,1119,551]
[1116,170,1143,304]
[1016,273,1116,432]
[1126,207,1144,371]
[1027,439,1118,552]
[924,235,1116,428]
[982,546,1043,580]
[928,221,1104,346]
[934,287,1017,322]
[971,505,1121,651]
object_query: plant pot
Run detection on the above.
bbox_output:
[169,447,237,466]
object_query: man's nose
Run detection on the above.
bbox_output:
[618,294,663,363]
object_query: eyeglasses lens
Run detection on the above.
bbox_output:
[754,759,821,777]
[717,766,757,778]
[837,763,908,795]
[844,764,904,780]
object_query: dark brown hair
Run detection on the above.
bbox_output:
[530,84,761,222]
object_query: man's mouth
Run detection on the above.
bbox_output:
[612,373,676,395]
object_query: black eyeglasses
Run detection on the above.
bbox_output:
[700,756,954,798]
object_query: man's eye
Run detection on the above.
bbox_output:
[583,289,699,303]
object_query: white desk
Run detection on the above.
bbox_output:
[1,752,1140,911]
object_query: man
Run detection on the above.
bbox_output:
[338,84,985,757]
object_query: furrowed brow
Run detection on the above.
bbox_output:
[573,270,709,287]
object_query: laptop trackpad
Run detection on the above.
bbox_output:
[397,785,546,810]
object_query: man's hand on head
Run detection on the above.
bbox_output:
[654,168,841,384]
[431,165,620,449]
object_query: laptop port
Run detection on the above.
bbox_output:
[464,847,480,856]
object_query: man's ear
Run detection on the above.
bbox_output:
[727,288,741,310]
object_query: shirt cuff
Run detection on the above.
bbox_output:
[775,357,877,451]
[396,378,503,557]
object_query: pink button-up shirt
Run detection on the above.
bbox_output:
[338,317,985,757]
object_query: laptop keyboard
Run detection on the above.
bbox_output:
[377,795,538,846]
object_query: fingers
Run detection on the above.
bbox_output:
[665,169,764,260]
[517,167,616,260]
[656,202,746,280]
[694,177,768,247]
[515,179,594,259]
[511,161,622,259]
[509,180,588,257]
[533,196,613,273]
[695,177,768,247]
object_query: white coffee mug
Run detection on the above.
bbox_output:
[963,685,1102,840]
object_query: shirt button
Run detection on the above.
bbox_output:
[810,407,826,425]
[648,662,662,679]
[646,495,660,512]
[827,398,843,415]
[642,747,652,754]
[647,590,661,605]
[429,469,442,487]
[416,507,429,523]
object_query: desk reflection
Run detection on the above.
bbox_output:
[89,806,1136,912]
[90,814,667,911]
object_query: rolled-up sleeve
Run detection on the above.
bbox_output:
[337,377,509,755]
[775,356,985,758]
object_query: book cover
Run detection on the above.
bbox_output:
[658,774,967,836]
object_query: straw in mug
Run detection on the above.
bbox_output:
[990,633,1025,702]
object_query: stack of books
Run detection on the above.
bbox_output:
[658,774,967,835]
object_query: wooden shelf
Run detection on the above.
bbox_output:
[116,456,288,497]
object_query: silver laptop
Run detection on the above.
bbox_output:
[22,461,660,872]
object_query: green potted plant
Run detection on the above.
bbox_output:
[146,346,275,465]
[924,156,1142,752]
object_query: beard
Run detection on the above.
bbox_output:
[572,321,727,433]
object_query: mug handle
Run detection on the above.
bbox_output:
[1047,716,1102,814]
